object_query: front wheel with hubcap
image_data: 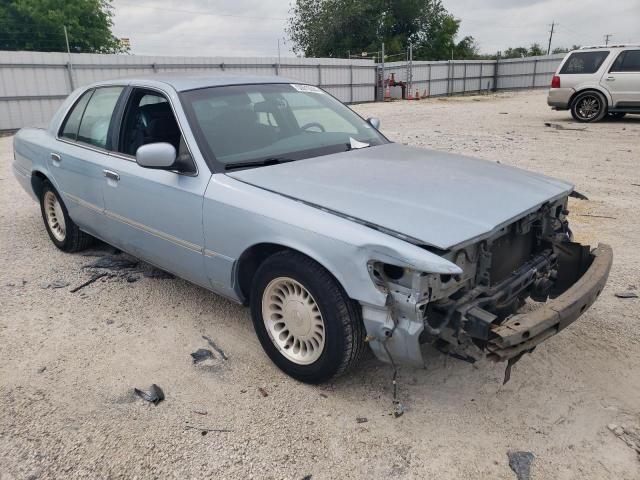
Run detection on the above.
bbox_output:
[571,91,607,122]
[250,251,365,384]
[40,181,94,252]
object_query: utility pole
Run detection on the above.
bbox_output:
[277,38,281,74]
[63,25,75,89]
[547,21,556,55]
[408,41,413,94]
[604,34,613,46]
[379,42,385,102]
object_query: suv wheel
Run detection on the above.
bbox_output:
[571,91,607,122]
[40,181,94,252]
[249,251,365,384]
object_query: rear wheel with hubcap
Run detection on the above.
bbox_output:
[40,181,94,252]
[571,91,607,122]
[250,250,365,384]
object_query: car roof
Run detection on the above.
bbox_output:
[88,74,300,92]
[578,44,640,51]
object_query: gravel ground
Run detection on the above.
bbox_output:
[1,90,639,479]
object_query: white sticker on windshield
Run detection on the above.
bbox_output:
[291,84,325,94]
[349,137,370,149]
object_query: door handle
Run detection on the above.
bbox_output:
[50,153,61,164]
[103,170,120,181]
[605,77,616,81]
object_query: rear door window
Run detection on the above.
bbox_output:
[77,86,124,149]
[560,51,609,74]
[610,50,640,72]
[59,90,93,141]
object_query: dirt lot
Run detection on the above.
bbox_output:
[1,90,639,479]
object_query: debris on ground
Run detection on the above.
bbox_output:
[141,264,174,279]
[70,273,110,293]
[82,253,174,285]
[190,348,214,364]
[185,424,232,434]
[134,384,165,405]
[615,291,638,299]
[507,451,535,480]
[84,255,139,270]
[39,280,70,289]
[258,387,269,397]
[356,417,368,424]
[576,214,617,220]
[202,335,228,360]
[607,424,640,457]
[192,410,208,416]
[569,190,589,201]
[544,122,586,131]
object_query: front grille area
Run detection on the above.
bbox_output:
[488,228,536,284]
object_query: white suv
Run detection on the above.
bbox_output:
[547,45,640,122]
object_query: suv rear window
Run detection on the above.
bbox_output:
[560,51,609,74]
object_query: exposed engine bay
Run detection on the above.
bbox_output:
[366,196,612,371]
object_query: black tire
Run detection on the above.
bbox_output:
[40,181,94,252]
[249,250,365,384]
[571,91,608,122]
[608,112,626,119]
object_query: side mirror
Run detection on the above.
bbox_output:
[136,142,177,169]
[367,117,381,129]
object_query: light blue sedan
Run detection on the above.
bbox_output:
[12,75,612,383]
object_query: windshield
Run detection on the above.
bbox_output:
[180,83,388,170]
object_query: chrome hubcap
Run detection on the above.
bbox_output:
[44,191,66,242]
[578,96,600,119]
[262,277,325,365]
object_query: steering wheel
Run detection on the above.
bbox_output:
[300,122,326,133]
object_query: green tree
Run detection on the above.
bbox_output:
[552,45,581,54]
[287,0,477,60]
[0,0,128,53]
[528,43,545,56]
[502,43,547,59]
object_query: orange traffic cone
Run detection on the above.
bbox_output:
[406,88,413,100]
[423,88,428,98]
[415,87,421,100]
[384,85,391,101]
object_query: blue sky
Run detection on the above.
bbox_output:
[111,0,640,57]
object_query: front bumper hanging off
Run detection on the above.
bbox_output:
[487,243,613,361]
[362,243,613,367]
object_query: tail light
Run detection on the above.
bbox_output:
[551,75,561,88]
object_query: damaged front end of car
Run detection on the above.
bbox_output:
[362,195,613,373]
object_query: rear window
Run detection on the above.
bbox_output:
[560,51,609,74]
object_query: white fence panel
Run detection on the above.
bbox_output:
[1,50,565,130]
